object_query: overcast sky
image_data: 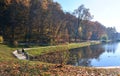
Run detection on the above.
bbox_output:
[53,0,120,32]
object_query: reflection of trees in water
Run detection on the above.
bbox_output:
[104,42,118,53]
[68,45,105,66]
[30,50,70,65]
[30,44,107,66]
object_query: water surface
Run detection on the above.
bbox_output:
[68,42,120,67]
[31,42,120,67]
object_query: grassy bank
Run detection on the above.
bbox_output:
[0,44,17,60]
[0,41,100,60]
[27,41,101,56]
[0,43,120,76]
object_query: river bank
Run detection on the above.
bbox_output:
[0,44,120,75]
[27,41,101,56]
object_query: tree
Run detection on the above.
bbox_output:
[0,0,9,40]
[73,5,93,42]
[106,27,117,40]
[0,0,30,45]
[101,34,108,41]
[0,0,118,46]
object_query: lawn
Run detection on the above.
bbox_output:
[0,44,17,60]
[27,41,101,56]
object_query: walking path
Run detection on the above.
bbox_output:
[13,49,26,60]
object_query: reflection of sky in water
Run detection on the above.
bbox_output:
[90,42,120,67]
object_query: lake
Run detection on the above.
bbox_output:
[31,42,120,67]
[68,42,120,67]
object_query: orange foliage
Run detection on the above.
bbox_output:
[5,0,30,7]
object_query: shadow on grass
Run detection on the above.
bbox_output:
[6,44,27,48]
[6,43,51,49]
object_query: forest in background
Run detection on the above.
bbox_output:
[0,0,119,46]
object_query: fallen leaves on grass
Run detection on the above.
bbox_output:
[0,61,120,76]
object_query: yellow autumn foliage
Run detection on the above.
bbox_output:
[0,36,3,43]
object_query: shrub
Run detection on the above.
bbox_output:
[0,36,3,43]
[13,40,18,47]
[101,34,108,41]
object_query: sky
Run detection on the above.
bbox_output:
[53,0,120,32]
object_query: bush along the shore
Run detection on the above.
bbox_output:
[0,36,3,43]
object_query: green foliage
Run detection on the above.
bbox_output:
[101,34,108,41]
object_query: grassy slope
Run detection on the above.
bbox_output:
[27,41,100,56]
[0,44,17,60]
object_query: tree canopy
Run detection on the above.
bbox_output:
[0,0,118,45]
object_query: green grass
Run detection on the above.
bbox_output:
[0,43,26,61]
[0,44,17,60]
[27,41,101,56]
[0,41,100,59]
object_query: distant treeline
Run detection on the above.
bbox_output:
[0,0,118,45]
